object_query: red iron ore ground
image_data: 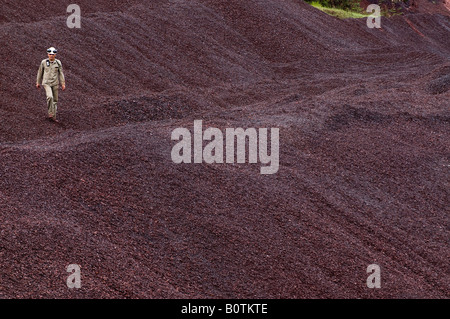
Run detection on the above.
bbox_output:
[0,0,448,298]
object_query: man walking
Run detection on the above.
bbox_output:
[36,47,66,122]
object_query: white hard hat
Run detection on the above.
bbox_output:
[47,47,58,54]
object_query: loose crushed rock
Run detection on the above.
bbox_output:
[0,0,449,298]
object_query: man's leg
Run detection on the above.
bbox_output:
[43,84,54,118]
[51,86,59,120]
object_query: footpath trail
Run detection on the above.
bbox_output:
[0,0,448,298]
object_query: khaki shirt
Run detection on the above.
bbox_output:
[36,59,65,86]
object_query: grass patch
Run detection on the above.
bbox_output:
[310,1,370,19]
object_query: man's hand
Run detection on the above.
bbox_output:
[36,83,40,89]
[62,84,66,91]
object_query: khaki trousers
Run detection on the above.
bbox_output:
[43,84,59,118]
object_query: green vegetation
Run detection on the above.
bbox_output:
[309,1,369,19]
[310,0,363,12]
[305,0,406,19]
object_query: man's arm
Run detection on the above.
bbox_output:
[58,60,66,90]
[36,61,44,88]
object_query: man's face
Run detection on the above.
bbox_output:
[48,53,56,61]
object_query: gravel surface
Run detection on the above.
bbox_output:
[0,0,448,298]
